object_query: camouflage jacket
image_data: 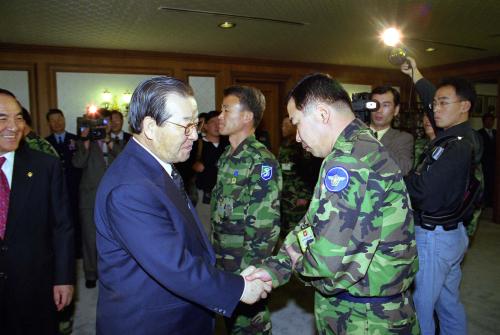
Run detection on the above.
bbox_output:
[279,141,315,204]
[211,134,282,273]
[279,140,317,229]
[259,118,418,297]
[25,131,59,158]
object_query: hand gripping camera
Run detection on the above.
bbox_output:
[77,107,109,141]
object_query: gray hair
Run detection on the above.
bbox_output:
[128,76,193,134]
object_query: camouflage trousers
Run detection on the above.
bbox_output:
[314,291,420,335]
[224,299,271,335]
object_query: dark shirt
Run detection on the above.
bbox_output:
[407,78,485,220]
[405,122,474,217]
[194,138,228,192]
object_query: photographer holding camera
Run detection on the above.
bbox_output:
[73,108,119,289]
[402,57,483,335]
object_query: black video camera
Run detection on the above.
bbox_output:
[351,93,380,124]
[77,109,109,141]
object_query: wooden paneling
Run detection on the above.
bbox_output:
[1,44,499,220]
[0,43,406,138]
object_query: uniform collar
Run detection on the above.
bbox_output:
[227,134,257,158]
[332,118,369,154]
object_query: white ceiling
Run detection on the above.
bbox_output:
[1,0,500,68]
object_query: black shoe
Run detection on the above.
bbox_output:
[85,280,96,289]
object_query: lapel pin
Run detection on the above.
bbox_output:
[27,172,33,178]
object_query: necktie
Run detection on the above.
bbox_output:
[58,135,63,144]
[374,131,378,139]
[0,157,11,239]
[171,166,190,205]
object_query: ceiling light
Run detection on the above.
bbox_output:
[218,21,235,29]
[381,28,402,47]
[425,47,436,52]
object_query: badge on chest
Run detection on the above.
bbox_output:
[297,223,315,253]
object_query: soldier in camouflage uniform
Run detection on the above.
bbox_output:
[211,85,281,335]
[278,116,319,236]
[21,107,59,157]
[247,73,419,335]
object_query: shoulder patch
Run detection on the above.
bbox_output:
[261,165,273,181]
[324,166,349,192]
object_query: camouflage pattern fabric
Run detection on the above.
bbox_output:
[413,138,429,169]
[466,163,483,237]
[211,134,281,335]
[25,131,59,157]
[278,140,314,235]
[258,118,419,335]
[315,291,419,335]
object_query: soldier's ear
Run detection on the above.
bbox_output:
[243,110,253,125]
[316,103,331,124]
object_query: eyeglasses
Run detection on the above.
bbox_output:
[429,100,463,109]
[165,119,204,136]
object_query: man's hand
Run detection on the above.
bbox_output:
[244,267,273,284]
[285,245,302,269]
[401,56,423,83]
[53,285,74,311]
[240,266,272,304]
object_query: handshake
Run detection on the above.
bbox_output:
[239,266,273,304]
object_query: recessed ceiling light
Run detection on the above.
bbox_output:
[426,47,436,52]
[218,21,236,29]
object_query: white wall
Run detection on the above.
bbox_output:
[188,76,216,115]
[0,70,30,110]
[56,72,158,133]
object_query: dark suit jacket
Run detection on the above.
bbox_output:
[46,132,81,214]
[0,143,74,334]
[479,128,496,166]
[478,127,497,204]
[380,127,414,176]
[95,139,244,335]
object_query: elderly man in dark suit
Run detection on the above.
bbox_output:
[0,89,74,334]
[369,85,414,175]
[94,76,271,335]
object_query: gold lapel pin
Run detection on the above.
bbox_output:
[27,172,33,178]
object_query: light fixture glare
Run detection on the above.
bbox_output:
[381,28,401,47]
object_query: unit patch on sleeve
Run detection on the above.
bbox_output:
[324,166,349,192]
